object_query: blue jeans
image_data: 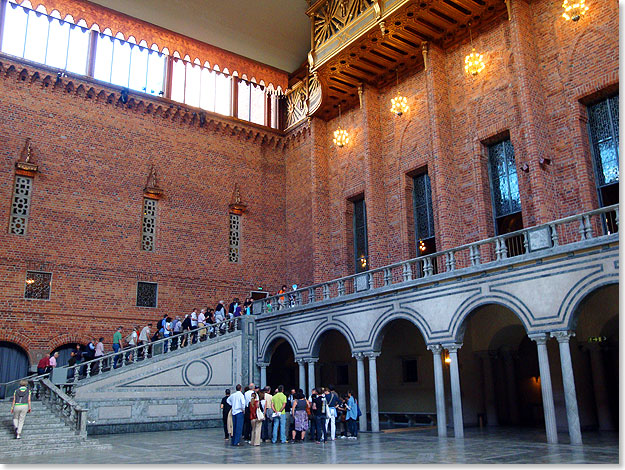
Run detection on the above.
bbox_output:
[261,416,273,441]
[231,412,244,446]
[347,418,358,437]
[272,413,286,443]
[315,416,326,442]
[112,344,121,368]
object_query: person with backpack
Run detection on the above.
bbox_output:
[345,390,359,439]
[11,380,31,439]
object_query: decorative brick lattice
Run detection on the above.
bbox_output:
[141,198,157,251]
[9,176,33,235]
[229,213,241,263]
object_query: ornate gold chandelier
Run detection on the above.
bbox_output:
[333,105,349,148]
[464,24,485,76]
[390,69,409,116]
[562,0,589,21]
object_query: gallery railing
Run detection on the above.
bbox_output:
[255,204,618,314]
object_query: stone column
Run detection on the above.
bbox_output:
[443,343,464,438]
[529,333,558,444]
[551,331,582,445]
[306,358,318,392]
[586,343,613,431]
[258,362,269,388]
[501,348,520,425]
[427,344,447,437]
[365,352,381,432]
[476,351,498,426]
[296,359,307,393]
[353,352,368,431]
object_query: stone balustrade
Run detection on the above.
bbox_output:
[254,204,618,315]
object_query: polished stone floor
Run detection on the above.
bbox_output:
[1,426,618,464]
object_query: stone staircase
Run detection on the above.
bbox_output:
[0,401,111,458]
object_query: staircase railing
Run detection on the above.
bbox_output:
[38,378,88,437]
[255,204,619,314]
[0,316,243,396]
[59,316,242,383]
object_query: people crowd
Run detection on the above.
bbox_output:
[223,382,361,447]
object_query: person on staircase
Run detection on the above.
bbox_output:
[11,380,31,439]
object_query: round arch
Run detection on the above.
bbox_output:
[259,331,298,364]
[370,311,429,352]
[308,323,356,358]
[559,276,618,331]
[450,295,531,343]
[0,341,30,384]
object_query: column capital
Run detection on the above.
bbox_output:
[295,358,307,365]
[352,352,366,360]
[442,343,463,352]
[427,344,443,355]
[528,333,550,345]
[364,351,381,359]
[551,330,576,343]
[257,362,270,368]
[304,357,319,364]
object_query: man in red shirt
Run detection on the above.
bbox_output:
[36,355,49,375]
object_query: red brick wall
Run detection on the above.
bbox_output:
[283,0,618,282]
[0,57,286,363]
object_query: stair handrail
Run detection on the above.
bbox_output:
[38,377,88,437]
[0,373,47,400]
[59,316,242,383]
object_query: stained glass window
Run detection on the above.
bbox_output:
[488,139,521,219]
[141,198,156,252]
[9,176,33,235]
[588,95,619,189]
[229,214,241,263]
[353,197,369,273]
[136,281,157,308]
[24,271,51,300]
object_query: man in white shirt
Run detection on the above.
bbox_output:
[198,309,206,341]
[138,323,151,359]
[191,309,198,343]
[227,384,246,446]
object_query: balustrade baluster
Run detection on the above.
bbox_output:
[308,287,315,304]
[367,272,374,289]
[500,238,508,259]
[402,263,412,282]
[86,361,91,378]
[98,358,103,374]
[522,231,529,253]
[383,267,392,285]
[323,284,330,300]
[578,216,587,240]
[338,279,345,296]
[133,347,138,363]
[550,223,559,246]
[584,214,593,239]
[447,251,456,271]
[615,207,619,228]
[470,244,481,266]
[424,257,433,277]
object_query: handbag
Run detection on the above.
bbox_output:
[256,402,265,421]
[306,401,311,416]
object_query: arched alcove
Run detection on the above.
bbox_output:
[266,339,296,391]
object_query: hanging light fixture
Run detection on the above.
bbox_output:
[333,105,349,148]
[464,24,485,76]
[562,0,589,21]
[390,69,409,116]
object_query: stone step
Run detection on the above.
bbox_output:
[0,430,83,441]
[0,439,111,457]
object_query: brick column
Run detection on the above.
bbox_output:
[508,0,558,225]
[309,118,333,283]
[361,86,391,267]
[424,44,459,250]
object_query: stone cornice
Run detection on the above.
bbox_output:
[0,54,286,150]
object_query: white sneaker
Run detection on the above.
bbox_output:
[16,434,20,439]
[339,435,346,439]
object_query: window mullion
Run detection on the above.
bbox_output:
[0,0,7,52]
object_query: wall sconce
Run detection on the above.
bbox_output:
[418,239,427,253]
[539,157,552,166]
[521,163,529,173]
[532,376,541,385]
[358,255,368,269]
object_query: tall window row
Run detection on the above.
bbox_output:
[0,0,280,128]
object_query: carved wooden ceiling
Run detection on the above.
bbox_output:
[304,0,509,121]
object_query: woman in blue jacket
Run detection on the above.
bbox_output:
[345,390,359,439]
